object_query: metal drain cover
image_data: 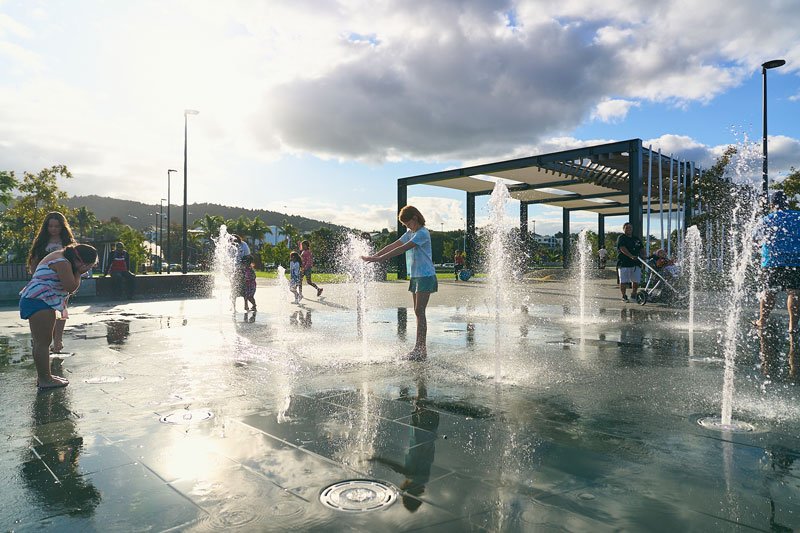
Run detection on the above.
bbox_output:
[320,480,397,512]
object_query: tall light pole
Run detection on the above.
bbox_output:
[762,59,786,199]
[166,169,177,272]
[159,198,166,273]
[182,109,199,274]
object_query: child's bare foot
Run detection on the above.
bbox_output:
[37,375,69,390]
[51,342,64,354]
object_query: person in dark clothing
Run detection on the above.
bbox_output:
[102,242,135,299]
[616,222,644,302]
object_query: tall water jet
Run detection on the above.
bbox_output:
[211,224,238,310]
[698,138,761,432]
[575,228,593,323]
[275,264,290,302]
[339,233,375,353]
[685,226,703,333]
[486,181,515,381]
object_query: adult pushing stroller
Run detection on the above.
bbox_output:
[635,256,687,306]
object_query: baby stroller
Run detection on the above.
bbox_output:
[635,256,687,306]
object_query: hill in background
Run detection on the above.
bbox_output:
[64,195,347,233]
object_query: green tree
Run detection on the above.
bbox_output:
[279,220,299,249]
[0,170,18,206]
[75,206,98,241]
[248,216,272,248]
[0,165,73,262]
[195,214,225,242]
[225,215,250,240]
[775,167,800,209]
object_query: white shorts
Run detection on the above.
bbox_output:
[619,266,641,284]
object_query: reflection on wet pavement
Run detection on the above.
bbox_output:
[1,297,799,531]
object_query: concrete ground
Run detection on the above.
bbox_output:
[1,276,798,531]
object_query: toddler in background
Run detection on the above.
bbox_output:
[243,256,257,311]
[289,251,303,303]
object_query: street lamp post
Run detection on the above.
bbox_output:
[159,198,166,273]
[762,59,786,198]
[182,110,199,274]
[166,169,177,273]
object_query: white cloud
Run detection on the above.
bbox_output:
[0,0,798,215]
[591,99,640,123]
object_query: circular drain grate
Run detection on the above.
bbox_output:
[159,409,214,425]
[320,480,397,512]
[696,416,756,433]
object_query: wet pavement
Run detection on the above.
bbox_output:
[1,278,799,531]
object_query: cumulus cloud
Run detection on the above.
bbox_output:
[0,0,798,214]
[591,99,640,123]
[257,0,800,160]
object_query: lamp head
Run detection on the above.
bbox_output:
[168,169,177,173]
[762,59,786,70]
[184,109,200,116]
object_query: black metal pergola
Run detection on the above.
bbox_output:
[396,138,700,278]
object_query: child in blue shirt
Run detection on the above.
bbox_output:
[289,251,303,304]
[361,206,436,360]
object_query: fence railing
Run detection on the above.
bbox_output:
[0,263,30,282]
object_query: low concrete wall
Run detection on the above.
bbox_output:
[95,273,212,299]
[1,273,212,304]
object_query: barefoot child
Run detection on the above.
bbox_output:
[27,212,77,353]
[361,206,436,360]
[289,251,303,303]
[19,243,97,389]
[243,256,257,311]
[300,240,323,297]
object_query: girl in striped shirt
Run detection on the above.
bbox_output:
[27,212,77,353]
[20,243,97,389]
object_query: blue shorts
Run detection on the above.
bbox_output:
[20,297,54,319]
[408,276,438,294]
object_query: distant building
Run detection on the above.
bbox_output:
[532,233,561,248]
[260,226,288,246]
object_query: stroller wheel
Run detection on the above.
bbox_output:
[636,292,648,305]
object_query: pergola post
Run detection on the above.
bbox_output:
[598,214,605,252]
[519,201,528,241]
[397,179,408,280]
[466,192,476,270]
[628,140,643,240]
[562,208,570,268]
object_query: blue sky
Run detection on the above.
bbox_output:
[1,0,798,235]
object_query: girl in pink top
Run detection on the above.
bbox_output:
[300,240,323,297]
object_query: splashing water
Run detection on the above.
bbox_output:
[275,264,290,302]
[338,234,376,354]
[575,229,592,322]
[486,181,515,380]
[685,225,703,333]
[719,139,762,427]
[211,225,238,309]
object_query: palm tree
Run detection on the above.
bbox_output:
[195,214,224,242]
[226,215,250,240]
[247,216,271,247]
[75,206,97,240]
[279,220,299,249]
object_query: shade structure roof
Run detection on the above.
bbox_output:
[400,139,694,215]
